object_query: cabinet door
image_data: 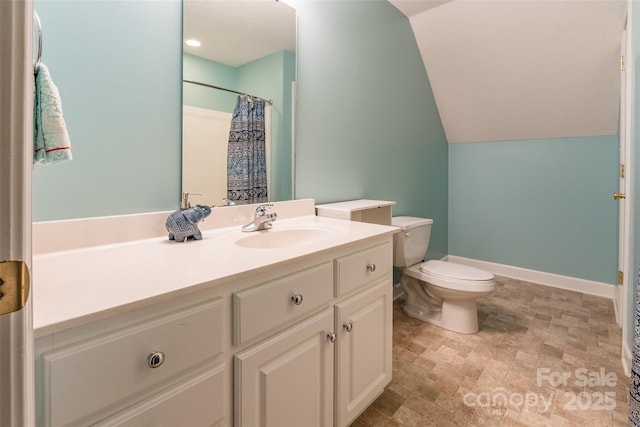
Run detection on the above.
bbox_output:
[234,308,334,427]
[334,279,392,427]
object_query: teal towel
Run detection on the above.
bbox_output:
[34,64,72,164]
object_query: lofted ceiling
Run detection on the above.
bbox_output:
[389,0,627,143]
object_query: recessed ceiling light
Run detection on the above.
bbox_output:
[185,39,201,47]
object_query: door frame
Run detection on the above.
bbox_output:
[0,0,35,424]
[619,1,634,376]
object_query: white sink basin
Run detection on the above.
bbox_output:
[234,225,341,249]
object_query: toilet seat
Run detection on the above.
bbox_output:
[404,260,496,293]
[421,260,493,281]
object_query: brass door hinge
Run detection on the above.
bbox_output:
[0,261,30,315]
[621,55,626,71]
[618,270,624,285]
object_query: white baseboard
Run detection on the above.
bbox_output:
[445,256,615,300]
[622,341,632,377]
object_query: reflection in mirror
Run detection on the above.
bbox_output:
[182,0,296,206]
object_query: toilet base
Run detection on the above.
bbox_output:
[401,275,480,334]
[402,299,479,334]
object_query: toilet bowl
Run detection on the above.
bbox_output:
[392,216,496,334]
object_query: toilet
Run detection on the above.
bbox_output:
[392,216,496,334]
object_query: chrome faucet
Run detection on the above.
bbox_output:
[241,203,277,232]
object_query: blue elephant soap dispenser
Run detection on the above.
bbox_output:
[166,192,212,242]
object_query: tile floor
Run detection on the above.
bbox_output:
[351,276,630,427]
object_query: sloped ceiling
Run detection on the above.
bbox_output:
[389,0,627,143]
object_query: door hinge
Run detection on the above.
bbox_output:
[0,261,30,316]
[621,55,626,71]
[618,270,624,285]
[621,164,625,178]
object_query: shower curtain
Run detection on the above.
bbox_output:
[631,268,640,425]
[227,95,268,204]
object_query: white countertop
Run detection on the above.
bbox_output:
[33,215,397,337]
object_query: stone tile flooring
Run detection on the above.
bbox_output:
[351,276,630,426]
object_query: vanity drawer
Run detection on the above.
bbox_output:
[93,363,225,427]
[233,261,333,345]
[335,242,392,296]
[42,298,224,427]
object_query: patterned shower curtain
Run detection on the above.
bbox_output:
[227,95,268,204]
[631,268,640,425]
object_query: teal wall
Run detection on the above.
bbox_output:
[291,0,449,259]
[449,137,619,284]
[183,51,295,201]
[183,54,237,112]
[33,0,182,221]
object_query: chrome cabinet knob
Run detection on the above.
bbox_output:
[343,322,353,332]
[327,332,337,342]
[290,293,304,305]
[366,264,376,272]
[147,351,165,368]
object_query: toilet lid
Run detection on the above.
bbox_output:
[420,260,493,281]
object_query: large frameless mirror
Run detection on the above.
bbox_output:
[182,0,296,206]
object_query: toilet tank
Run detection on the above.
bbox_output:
[391,216,433,267]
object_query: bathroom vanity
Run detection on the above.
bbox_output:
[32,199,396,427]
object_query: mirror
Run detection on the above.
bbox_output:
[182,0,296,206]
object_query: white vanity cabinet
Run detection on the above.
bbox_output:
[232,238,393,427]
[35,227,394,427]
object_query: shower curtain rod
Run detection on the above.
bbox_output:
[183,79,273,105]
